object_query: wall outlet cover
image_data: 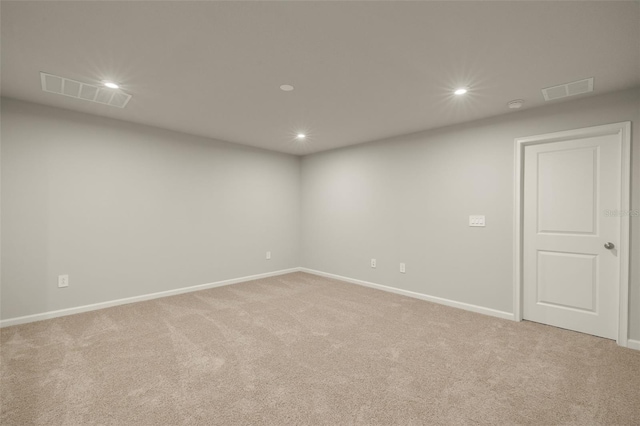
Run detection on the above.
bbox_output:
[58,274,69,288]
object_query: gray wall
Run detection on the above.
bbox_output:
[301,89,640,339]
[3,90,639,341]
[1,99,301,320]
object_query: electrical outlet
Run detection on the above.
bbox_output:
[371,258,377,268]
[58,274,69,288]
[400,263,406,273]
[266,251,271,260]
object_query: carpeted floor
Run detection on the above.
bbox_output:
[1,272,639,425]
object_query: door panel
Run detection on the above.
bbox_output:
[536,251,596,312]
[537,147,596,234]
[523,134,620,339]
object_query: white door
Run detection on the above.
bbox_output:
[523,132,622,339]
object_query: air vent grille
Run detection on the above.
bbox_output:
[542,78,593,101]
[40,72,132,108]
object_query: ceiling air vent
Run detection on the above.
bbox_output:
[40,72,132,108]
[542,78,594,101]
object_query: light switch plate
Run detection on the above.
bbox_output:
[469,215,486,227]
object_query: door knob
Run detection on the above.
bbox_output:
[604,242,615,250]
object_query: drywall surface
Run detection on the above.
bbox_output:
[3,90,639,340]
[301,89,640,339]
[1,99,301,320]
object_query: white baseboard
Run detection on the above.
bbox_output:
[4,266,635,351]
[0,268,302,328]
[300,268,515,321]
[627,339,640,351]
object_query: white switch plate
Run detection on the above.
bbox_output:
[469,215,486,227]
[58,274,69,288]
[266,251,271,260]
[371,258,377,268]
[400,263,406,273]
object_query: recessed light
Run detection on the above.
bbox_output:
[296,133,306,140]
[280,84,294,92]
[103,81,119,89]
[454,88,468,95]
[508,99,524,109]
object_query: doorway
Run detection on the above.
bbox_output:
[513,122,631,346]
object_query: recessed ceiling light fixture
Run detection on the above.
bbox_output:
[296,133,306,140]
[102,81,119,89]
[454,87,468,95]
[280,84,294,92]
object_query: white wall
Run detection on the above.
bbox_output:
[1,99,301,320]
[301,89,640,340]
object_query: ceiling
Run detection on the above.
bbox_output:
[2,1,639,155]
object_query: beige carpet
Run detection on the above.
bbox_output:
[1,272,639,425]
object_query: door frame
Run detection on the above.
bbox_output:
[513,122,631,347]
